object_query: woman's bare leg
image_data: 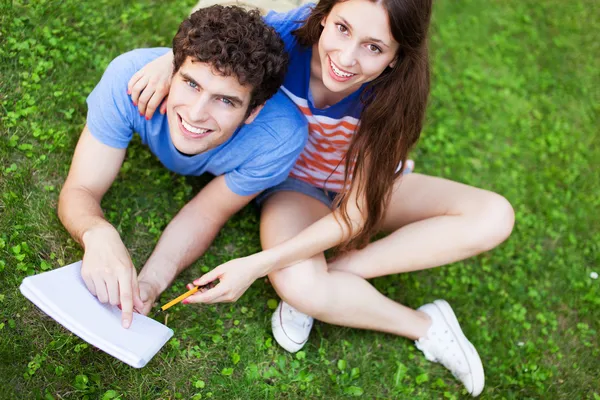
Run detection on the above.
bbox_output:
[261,185,490,395]
[260,191,431,339]
[328,173,514,279]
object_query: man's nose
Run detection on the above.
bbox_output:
[190,96,211,122]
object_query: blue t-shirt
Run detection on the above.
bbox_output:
[86,48,308,196]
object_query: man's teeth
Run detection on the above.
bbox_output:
[330,60,354,78]
[181,118,209,135]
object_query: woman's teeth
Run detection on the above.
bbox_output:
[330,59,355,78]
[181,118,209,135]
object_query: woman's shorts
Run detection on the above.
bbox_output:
[255,177,338,209]
[255,160,414,209]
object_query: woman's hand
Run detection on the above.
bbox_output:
[127,51,174,119]
[184,253,276,304]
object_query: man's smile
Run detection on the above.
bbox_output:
[178,114,213,138]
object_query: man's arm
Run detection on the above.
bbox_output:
[136,174,256,313]
[58,126,142,328]
[59,126,125,241]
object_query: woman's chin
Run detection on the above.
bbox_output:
[323,77,360,96]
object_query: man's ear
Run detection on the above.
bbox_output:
[244,104,265,124]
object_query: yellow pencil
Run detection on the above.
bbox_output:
[152,286,199,317]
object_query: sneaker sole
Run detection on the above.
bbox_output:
[271,304,308,353]
[433,300,485,397]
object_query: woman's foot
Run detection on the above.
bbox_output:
[415,300,485,397]
[272,298,484,396]
[271,301,314,353]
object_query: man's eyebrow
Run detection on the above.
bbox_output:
[219,94,244,107]
[179,71,244,106]
[179,71,199,86]
[338,16,390,48]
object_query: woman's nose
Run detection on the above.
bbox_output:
[338,46,357,68]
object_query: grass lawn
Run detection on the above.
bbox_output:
[1,0,598,398]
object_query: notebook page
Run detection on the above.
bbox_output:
[20,261,173,368]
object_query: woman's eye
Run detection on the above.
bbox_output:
[336,24,348,34]
[368,44,382,53]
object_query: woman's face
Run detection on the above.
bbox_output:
[317,0,399,95]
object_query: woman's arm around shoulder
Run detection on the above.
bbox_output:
[127,50,174,119]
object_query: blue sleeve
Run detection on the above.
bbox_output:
[85,52,139,149]
[225,122,308,196]
[264,3,315,54]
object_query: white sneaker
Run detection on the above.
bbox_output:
[415,300,485,397]
[271,301,314,353]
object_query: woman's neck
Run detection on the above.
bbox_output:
[309,44,354,109]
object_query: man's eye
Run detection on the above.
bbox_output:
[220,98,233,106]
[186,80,198,89]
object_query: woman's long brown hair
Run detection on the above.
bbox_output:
[293,0,432,252]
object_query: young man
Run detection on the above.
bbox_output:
[57,5,307,329]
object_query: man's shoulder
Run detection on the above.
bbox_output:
[250,91,307,136]
[231,91,307,159]
[103,48,171,81]
[85,48,171,150]
[236,92,307,154]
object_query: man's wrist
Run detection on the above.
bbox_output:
[81,221,117,248]
[138,256,179,294]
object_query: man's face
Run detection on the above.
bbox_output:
[166,57,262,155]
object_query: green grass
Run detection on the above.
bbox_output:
[1,0,599,398]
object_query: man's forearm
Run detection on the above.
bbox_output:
[137,202,225,293]
[58,186,114,245]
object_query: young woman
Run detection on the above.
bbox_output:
[128,1,514,396]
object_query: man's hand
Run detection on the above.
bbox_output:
[136,280,162,316]
[184,252,275,304]
[80,225,144,328]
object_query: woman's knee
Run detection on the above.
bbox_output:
[268,262,329,317]
[472,192,515,251]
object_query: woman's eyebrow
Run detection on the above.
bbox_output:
[338,16,390,48]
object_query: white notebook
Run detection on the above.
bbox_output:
[19,261,173,368]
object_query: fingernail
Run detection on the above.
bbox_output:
[127,90,131,95]
[182,299,189,305]
[145,116,150,120]
[123,319,131,328]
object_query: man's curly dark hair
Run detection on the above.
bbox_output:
[173,5,288,113]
